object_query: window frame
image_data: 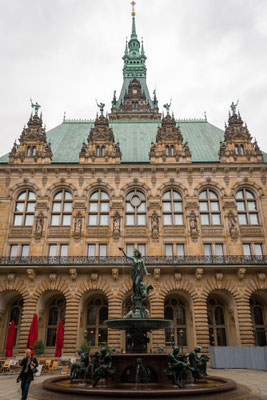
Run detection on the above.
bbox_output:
[88,189,110,226]
[51,189,73,227]
[86,297,108,347]
[162,189,184,226]
[236,188,259,226]
[125,189,146,226]
[13,189,36,227]
[199,189,221,226]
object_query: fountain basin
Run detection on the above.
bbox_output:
[105,318,172,331]
[42,375,237,397]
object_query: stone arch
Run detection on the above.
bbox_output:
[32,276,72,302]
[193,182,226,198]
[156,181,189,198]
[231,182,263,198]
[120,181,152,199]
[45,182,78,199]
[83,182,115,199]
[8,182,41,199]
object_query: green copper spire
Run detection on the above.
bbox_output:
[123,1,146,79]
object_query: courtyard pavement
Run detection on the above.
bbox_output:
[0,369,266,399]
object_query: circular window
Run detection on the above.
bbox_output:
[131,195,141,207]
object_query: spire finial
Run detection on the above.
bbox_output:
[131,1,136,16]
[130,1,137,38]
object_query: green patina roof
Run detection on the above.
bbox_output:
[0,119,266,164]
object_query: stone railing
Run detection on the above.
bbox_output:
[0,255,266,266]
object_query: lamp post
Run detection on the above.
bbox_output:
[83,329,88,340]
[179,329,184,354]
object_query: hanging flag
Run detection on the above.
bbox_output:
[55,320,64,357]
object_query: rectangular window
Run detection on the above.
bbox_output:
[137,214,146,225]
[254,244,263,257]
[88,244,96,258]
[138,244,146,256]
[215,244,224,256]
[126,244,134,256]
[204,244,212,257]
[99,244,107,258]
[200,214,209,225]
[49,245,57,257]
[126,215,134,226]
[60,244,68,257]
[238,214,248,225]
[250,214,259,225]
[165,244,173,258]
[163,214,172,225]
[176,244,185,258]
[174,214,183,225]
[243,244,251,257]
[10,245,18,259]
[21,245,30,259]
[212,214,221,225]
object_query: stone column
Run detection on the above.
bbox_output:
[107,296,123,351]
[236,296,255,346]
[18,298,37,354]
[193,295,210,352]
[63,298,80,355]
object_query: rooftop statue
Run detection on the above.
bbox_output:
[30,98,41,116]
[96,100,105,115]
[230,100,239,115]
[163,100,172,115]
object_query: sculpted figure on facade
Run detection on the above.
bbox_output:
[237,268,246,282]
[112,212,121,241]
[69,268,77,281]
[154,268,160,281]
[73,211,83,241]
[195,268,203,281]
[257,273,266,289]
[151,211,159,240]
[27,269,36,282]
[228,211,239,239]
[112,268,119,282]
[188,211,198,239]
[215,272,224,289]
[34,211,44,239]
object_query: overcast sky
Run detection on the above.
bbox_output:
[0,0,267,157]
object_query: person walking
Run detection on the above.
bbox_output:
[17,348,38,400]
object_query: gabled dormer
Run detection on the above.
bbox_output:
[149,109,191,164]
[219,103,262,163]
[9,102,52,164]
[79,108,121,164]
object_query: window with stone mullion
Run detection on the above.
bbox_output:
[13,190,36,226]
[88,190,109,226]
[199,189,221,226]
[162,190,183,226]
[125,190,146,226]
[236,189,259,225]
[51,190,72,226]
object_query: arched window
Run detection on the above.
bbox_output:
[88,190,109,226]
[236,189,259,225]
[46,298,65,346]
[86,297,108,347]
[170,145,175,156]
[126,190,146,226]
[164,297,187,348]
[51,190,73,226]
[250,297,267,346]
[199,189,221,225]
[240,145,244,155]
[13,190,36,226]
[8,298,23,346]
[235,145,239,155]
[96,146,100,156]
[101,146,105,156]
[26,146,31,156]
[162,189,183,225]
[165,146,169,156]
[207,297,227,346]
[32,146,37,156]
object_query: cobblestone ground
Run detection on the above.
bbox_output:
[0,369,266,400]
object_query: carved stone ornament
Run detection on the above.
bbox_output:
[34,211,44,240]
[49,273,57,288]
[237,268,246,282]
[228,211,239,239]
[174,273,182,284]
[112,212,121,241]
[257,273,266,289]
[7,273,16,288]
[151,211,159,240]
[27,268,36,282]
[188,211,198,239]
[69,268,77,281]
[154,268,160,281]
[216,273,224,289]
[112,268,119,282]
[91,273,99,282]
[73,211,83,241]
[195,268,203,281]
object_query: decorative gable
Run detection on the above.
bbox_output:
[9,104,52,164]
[149,112,191,164]
[219,106,262,163]
[79,113,121,164]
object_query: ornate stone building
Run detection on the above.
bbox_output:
[0,5,267,358]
